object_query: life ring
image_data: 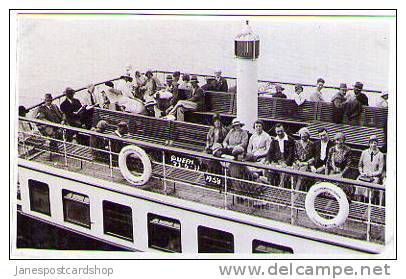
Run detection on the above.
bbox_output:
[304,182,349,228]
[118,145,152,186]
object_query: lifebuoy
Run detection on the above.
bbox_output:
[304,182,349,228]
[118,145,152,186]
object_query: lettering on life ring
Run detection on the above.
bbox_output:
[119,145,152,186]
[304,182,349,228]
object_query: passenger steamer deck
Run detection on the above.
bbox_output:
[17,116,385,248]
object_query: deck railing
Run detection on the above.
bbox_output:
[18,117,385,245]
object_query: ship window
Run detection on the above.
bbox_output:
[147,213,181,253]
[198,226,234,253]
[252,239,293,254]
[62,190,91,228]
[102,201,133,241]
[28,179,50,216]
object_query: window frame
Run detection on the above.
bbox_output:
[102,200,134,242]
[62,189,91,229]
[147,213,182,253]
[252,239,294,254]
[28,179,51,216]
[197,225,234,253]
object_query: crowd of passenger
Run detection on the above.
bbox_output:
[203,115,385,205]
[18,69,387,206]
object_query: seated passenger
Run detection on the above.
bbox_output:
[201,77,218,91]
[214,69,228,92]
[60,87,84,128]
[18,105,42,144]
[89,120,109,162]
[76,84,106,129]
[164,75,179,109]
[177,73,192,99]
[133,71,147,99]
[331,83,348,124]
[310,127,334,174]
[272,84,287,98]
[292,127,314,191]
[110,121,129,165]
[308,78,325,102]
[228,148,266,207]
[116,75,135,99]
[105,81,147,115]
[220,118,249,157]
[204,115,229,154]
[36,93,64,153]
[245,120,271,163]
[376,91,388,108]
[355,135,385,201]
[153,90,174,118]
[172,71,181,88]
[140,70,159,103]
[293,84,306,106]
[166,75,205,121]
[266,123,295,187]
[326,132,352,178]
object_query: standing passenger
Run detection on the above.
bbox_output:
[331,83,348,123]
[308,78,325,102]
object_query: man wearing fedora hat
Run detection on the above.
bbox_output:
[201,76,218,92]
[166,75,205,121]
[345,81,369,124]
[220,118,249,157]
[331,83,348,123]
[272,84,287,98]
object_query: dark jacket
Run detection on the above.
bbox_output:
[267,135,295,166]
[356,92,369,106]
[311,140,334,168]
[188,86,205,111]
[60,98,83,127]
[272,92,287,99]
[215,77,228,92]
[36,104,64,123]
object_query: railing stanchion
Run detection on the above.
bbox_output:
[108,139,113,178]
[62,129,68,166]
[162,151,167,194]
[290,174,295,225]
[224,167,228,210]
[366,188,372,242]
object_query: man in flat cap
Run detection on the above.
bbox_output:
[201,76,218,91]
[345,81,369,124]
[331,83,348,123]
[308,78,325,102]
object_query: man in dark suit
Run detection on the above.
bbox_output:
[310,127,334,174]
[267,123,295,187]
[60,87,84,128]
[36,93,65,154]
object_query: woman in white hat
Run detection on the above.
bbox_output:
[292,127,314,191]
[220,118,249,156]
[325,132,352,178]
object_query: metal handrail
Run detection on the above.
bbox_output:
[26,77,122,112]
[18,116,385,191]
[152,70,383,94]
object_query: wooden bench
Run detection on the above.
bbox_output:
[92,108,209,152]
